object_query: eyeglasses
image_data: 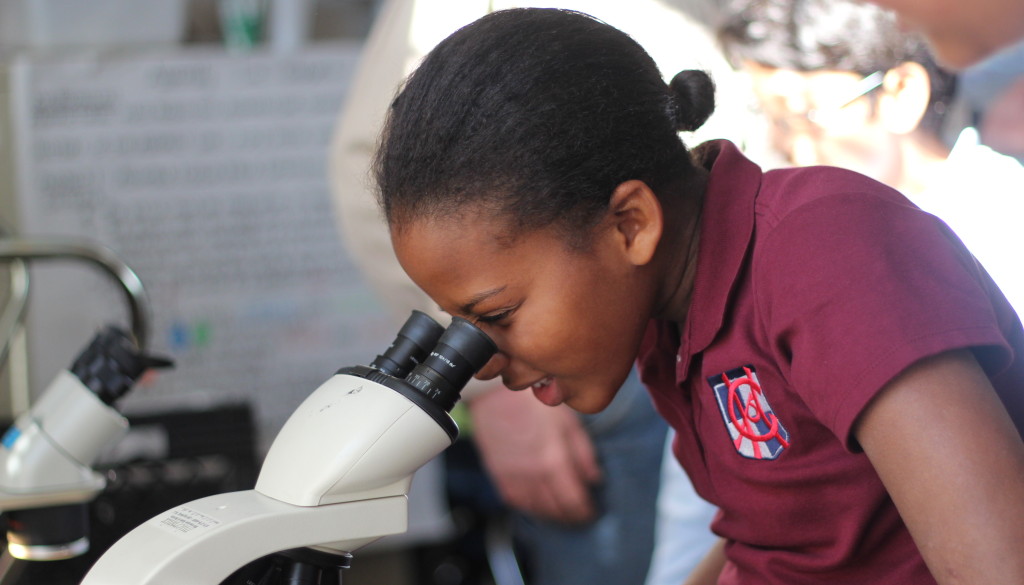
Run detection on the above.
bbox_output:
[755,70,885,134]
[804,71,884,124]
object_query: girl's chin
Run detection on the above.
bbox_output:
[547,383,619,414]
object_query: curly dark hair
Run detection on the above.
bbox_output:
[373,8,716,248]
[717,0,957,138]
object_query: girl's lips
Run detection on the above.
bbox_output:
[531,376,554,390]
[508,376,554,392]
[530,377,563,406]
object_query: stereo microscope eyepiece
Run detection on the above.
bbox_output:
[369,310,446,378]
[70,325,173,406]
[404,317,498,411]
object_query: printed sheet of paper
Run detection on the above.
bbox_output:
[7,44,396,452]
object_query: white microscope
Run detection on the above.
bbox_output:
[0,237,171,582]
[80,310,497,585]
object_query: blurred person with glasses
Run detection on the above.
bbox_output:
[718,0,1024,318]
[859,0,1024,160]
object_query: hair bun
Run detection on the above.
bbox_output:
[667,70,716,132]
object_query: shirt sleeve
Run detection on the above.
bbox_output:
[753,188,1014,450]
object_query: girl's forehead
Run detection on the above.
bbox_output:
[392,207,564,257]
[392,216,569,295]
[393,216,513,280]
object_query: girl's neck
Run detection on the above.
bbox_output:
[652,170,706,325]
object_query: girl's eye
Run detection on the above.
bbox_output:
[477,311,511,324]
[477,306,517,325]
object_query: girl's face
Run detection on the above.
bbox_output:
[392,213,655,414]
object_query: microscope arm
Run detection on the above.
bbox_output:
[80,490,408,585]
[0,236,151,348]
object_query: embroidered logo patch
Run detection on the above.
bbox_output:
[708,365,790,460]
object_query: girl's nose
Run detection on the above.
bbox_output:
[474,352,510,381]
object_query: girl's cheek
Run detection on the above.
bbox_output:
[474,352,510,381]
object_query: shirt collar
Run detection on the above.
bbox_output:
[676,140,762,375]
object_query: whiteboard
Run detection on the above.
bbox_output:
[6,44,397,453]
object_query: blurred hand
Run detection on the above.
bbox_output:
[467,384,602,524]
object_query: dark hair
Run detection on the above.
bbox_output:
[374,8,715,248]
[717,0,957,138]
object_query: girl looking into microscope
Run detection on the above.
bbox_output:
[373,8,1024,585]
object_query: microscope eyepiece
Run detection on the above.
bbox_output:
[339,314,495,425]
[404,317,497,411]
[69,325,173,406]
[369,310,446,378]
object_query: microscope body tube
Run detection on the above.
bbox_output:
[0,369,128,510]
[255,372,453,506]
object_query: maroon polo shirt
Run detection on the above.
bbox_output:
[638,140,1023,585]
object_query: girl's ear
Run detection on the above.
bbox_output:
[607,179,663,266]
[878,62,932,135]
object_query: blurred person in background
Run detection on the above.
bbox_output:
[372,7,1024,584]
[859,0,1024,69]
[959,42,1024,162]
[862,0,1024,160]
[328,1,734,584]
[717,0,1024,317]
